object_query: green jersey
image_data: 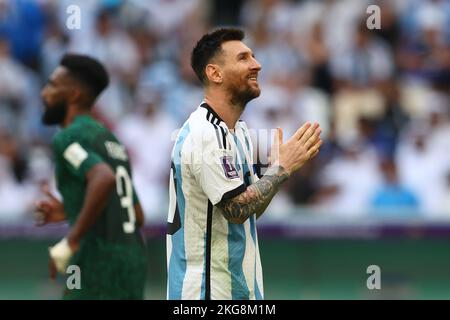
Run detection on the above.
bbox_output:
[52,114,141,245]
[52,114,147,299]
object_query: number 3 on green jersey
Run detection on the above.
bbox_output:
[115,165,136,234]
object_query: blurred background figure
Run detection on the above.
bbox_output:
[370,157,420,217]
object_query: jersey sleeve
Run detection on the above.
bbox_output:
[53,131,104,180]
[192,128,246,206]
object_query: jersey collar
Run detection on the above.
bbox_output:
[73,114,94,124]
[200,102,244,130]
[200,102,224,124]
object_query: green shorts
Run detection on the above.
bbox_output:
[63,239,147,300]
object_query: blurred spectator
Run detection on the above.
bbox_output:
[0,130,33,222]
[0,0,45,70]
[240,0,295,39]
[130,0,202,38]
[313,138,382,217]
[0,36,28,136]
[331,20,394,145]
[40,13,70,79]
[373,0,401,49]
[246,14,303,86]
[331,20,394,89]
[115,89,177,221]
[396,103,450,216]
[305,22,333,94]
[370,157,420,217]
[0,130,27,183]
[372,80,410,158]
[71,6,140,124]
[397,0,450,85]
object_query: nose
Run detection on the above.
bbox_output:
[251,57,262,71]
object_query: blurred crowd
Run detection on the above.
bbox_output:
[0,0,449,223]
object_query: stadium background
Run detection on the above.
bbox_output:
[0,0,449,299]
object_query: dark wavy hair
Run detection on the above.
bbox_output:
[191,28,245,85]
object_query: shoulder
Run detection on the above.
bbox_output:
[190,108,229,151]
[52,127,79,153]
[52,119,106,153]
[177,107,221,148]
[52,129,90,168]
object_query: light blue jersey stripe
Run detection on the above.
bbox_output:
[168,123,190,299]
[228,222,249,299]
[227,135,252,299]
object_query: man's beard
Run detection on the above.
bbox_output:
[41,101,68,125]
[228,82,261,110]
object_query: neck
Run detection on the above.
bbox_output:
[62,105,91,128]
[204,89,244,129]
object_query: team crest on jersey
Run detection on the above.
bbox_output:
[221,156,239,179]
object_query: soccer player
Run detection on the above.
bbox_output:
[167,28,322,300]
[35,54,147,299]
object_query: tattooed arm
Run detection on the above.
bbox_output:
[217,165,289,224]
[217,123,323,224]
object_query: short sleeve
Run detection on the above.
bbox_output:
[53,132,104,180]
[192,128,246,205]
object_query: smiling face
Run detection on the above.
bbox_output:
[212,40,262,107]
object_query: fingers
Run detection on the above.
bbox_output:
[305,127,322,150]
[298,122,320,146]
[310,148,320,159]
[34,210,46,226]
[35,200,50,212]
[307,139,323,159]
[292,122,311,141]
[34,201,49,226]
[41,184,58,202]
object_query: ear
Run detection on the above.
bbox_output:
[68,87,82,104]
[205,63,222,84]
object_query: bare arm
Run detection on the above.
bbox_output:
[135,202,145,227]
[66,163,116,250]
[217,123,322,224]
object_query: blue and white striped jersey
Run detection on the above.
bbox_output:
[167,102,263,300]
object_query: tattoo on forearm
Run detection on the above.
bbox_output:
[218,166,289,223]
